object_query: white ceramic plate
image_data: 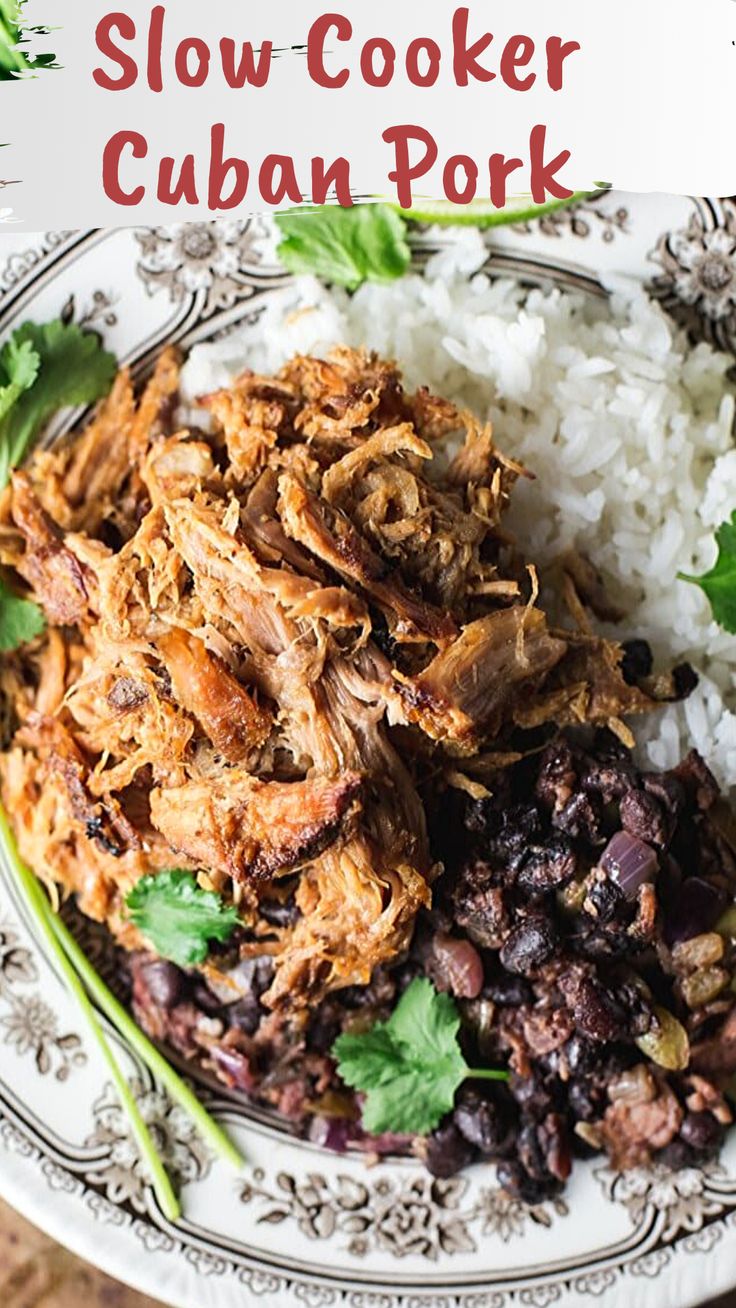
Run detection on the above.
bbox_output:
[2,199,736,1308]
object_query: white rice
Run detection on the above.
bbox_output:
[180,228,736,789]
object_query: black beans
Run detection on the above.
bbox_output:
[454,1089,511,1154]
[584,876,629,926]
[582,760,635,802]
[228,995,264,1036]
[516,835,577,897]
[562,974,626,1043]
[484,974,533,1006]
[620,789,667,846]
[535,739,578,812]
[259,899,301,928]
[496,1158,562,1206]
[563,1035,596,1077]
[568,1079,605,1122]
[680,1111,724,1159]
[620,639,653,684]
[500,917,557,975]
[664,876,726,945]
[125,725,736,1204]
[614,980,653,1038]
[673,750,720,811]
[508,1069,556,1119]
[453,878,509,950]
[553,791,603,844]
[192,981,225,1017]
[482,803,542,868]
[424,1121,477,1178]
[140,960,184,1009]
[642,771,685,821]
[672,663,699,700]
[659,1117,724,1170]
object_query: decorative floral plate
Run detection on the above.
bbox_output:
[1,196,736,1308]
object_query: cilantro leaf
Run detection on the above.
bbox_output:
[0,319,117,488]
[0,574,44,651]
[125,869,240,968]
[0,336,39,422]
[333,977,507,1136]
[679,513,736,633]
[274,203,411,290]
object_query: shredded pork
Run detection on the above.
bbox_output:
[0,346,691,1008]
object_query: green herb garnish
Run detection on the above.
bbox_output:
[274,194,598,291]
[679,512,736,634]
[0,317,117,650]
[0,319,117,489]
[0,0,56,78]
[0,806,245,1222]
[126,869,240,968]
[274,203,411,290]
[333,977,507,1136]
[0,333,40,420]
[0,574,45,650]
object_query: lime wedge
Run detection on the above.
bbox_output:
[396,190,603,229]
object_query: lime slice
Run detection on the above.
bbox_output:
[396,190,602,229]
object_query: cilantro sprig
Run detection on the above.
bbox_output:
[0,318,117,489]
[679,513,736,634]
[0,574,45,650]
[125,869,240,968]
[333,977,507,1136]
[0,316,117,652]
[273,195,593,291]
[274,204,411,290]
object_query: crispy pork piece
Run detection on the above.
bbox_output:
[10,472,93,626]
[23,350,181,538]
[203,387,282,485]
[163,495,369,651]
[241,469,324,580]
[320,425,495,613]
[283,348,410,443]
[513,632,687,742]
[17,713,139,857]
[149,770,363,883]
[157,627,272,762]
[57,369,138,531]
[126,347,181,464]
[266,838,430,1006]
[393,607,567,752]
[141,434,217,505]
[64,644,195,793]
[560,549,626,625]
[278,474,456,645]
[94,506,191,640]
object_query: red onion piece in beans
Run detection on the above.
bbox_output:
[600,830,658,900]
[308,1116,352,1153]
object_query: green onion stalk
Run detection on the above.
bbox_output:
[0,804,245,1219]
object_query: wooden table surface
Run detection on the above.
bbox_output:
[1,1194,734,1308]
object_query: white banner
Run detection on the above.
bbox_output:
[1,0,735,228]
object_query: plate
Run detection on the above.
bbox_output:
[2,197,736,1308]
